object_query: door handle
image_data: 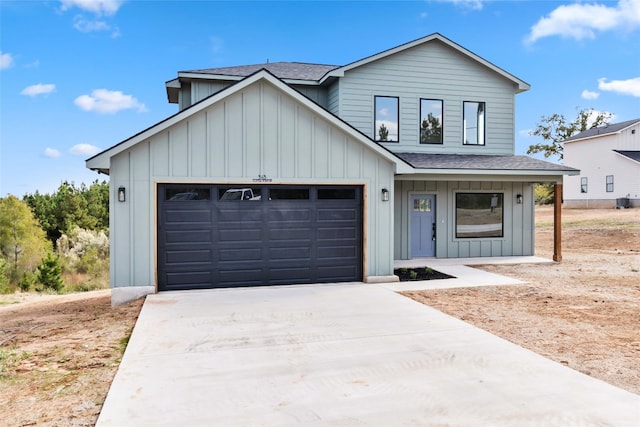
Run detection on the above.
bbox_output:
[432,222,436,240]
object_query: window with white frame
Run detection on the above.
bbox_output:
[606,175,614,192]
[581,177,588,193]
[463,101,485,145]
[374,96,399,142]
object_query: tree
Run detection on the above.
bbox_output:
[378,123,389,141]
[420,113,442,144]
[38,253,64,292]
[0,196,51,281]
[527,108,613,160]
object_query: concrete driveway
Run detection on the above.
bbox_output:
[98,282,639,426]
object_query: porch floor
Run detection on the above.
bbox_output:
[386,256,553,292]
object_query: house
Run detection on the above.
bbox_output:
[563,118,640,208]
[86,33,578,304]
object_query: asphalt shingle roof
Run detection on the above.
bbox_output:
[185,62,339,81]
[395,153,578,172]
[563,118,640,143]
[614,150,640,163]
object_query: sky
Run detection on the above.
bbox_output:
[1,0,639,197]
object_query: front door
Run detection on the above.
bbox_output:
[410,194,436,257]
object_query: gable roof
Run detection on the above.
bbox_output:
[179,62,339,82]
[88,69,413,174]
[563,118,640,143]
[168,33,530,98]
[325,33,530,93]
[614,150,640,163]
[396,153,578,177]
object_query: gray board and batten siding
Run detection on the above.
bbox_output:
[105,74,396,292]
[394,180,535,260]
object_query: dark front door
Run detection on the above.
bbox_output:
[157,184,363,291]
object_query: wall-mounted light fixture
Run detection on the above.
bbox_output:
[381,188,389,202]
[118,186,126,203]
[516,193,523,204]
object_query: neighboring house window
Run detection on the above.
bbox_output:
[455,193,503,238]
[463,101,485,145]
[420,99,443,144]
[374,96,399,142]
[581,177,588,193]
[606,175,614,192]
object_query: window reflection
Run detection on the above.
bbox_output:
[166,188,210,201]
[455,193,503,238]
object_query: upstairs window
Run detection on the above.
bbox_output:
[606,175,614,192]
[581,177,588,193]
[463,101,485,145]
[374,96,399,142]
[420,99,443,144]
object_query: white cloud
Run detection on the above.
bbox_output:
[70,143,101,156]
[73,15,121,37]
[581,89,600,100]
[598,76,640,97]
[526,0,640,44]
[60,0,123,16]
[21,83,56,97]
[74,89,147,114]
[44,148,61,158]
[439,0,485,10]
[0,51,14,70]
[518,129,533,137]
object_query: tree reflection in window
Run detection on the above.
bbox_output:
[420,99,443,144]
[455,193,503,238]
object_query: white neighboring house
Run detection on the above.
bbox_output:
[563,118,640,209]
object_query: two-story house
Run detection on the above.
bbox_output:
[87,33,578,304]
[563,118,640,208]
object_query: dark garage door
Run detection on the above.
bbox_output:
[157,184,363,291]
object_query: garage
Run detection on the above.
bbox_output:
[157,184,363,291]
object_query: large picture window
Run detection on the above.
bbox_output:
[456,193,503,238]
[420,99,443,144]
[374,96,399,142]
[463,101,485,145]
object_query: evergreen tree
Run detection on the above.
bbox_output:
[378,123,389,141]
[38,253,64,292]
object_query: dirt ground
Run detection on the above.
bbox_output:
[0,292,144,426]
[405,206,640,395]
[0,207,638,426]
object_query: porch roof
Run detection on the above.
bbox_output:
[395,153,578,176]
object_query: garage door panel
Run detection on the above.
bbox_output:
[317,246,357,259]
[268,247,311,260]
[268,228,312,240]
[158,184,362,291]
[317,208,357,221]
[219,247,263,261]
[164,209,212,225]
[317,227,357,240]
[165,271,214,286]
[218,228,262,242]
[165,230,212,243]
[165,249,212,264]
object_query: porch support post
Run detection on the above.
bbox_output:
[553,183,562,262]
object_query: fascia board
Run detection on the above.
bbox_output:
[395,172,570,183]
[398,168,580,177]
